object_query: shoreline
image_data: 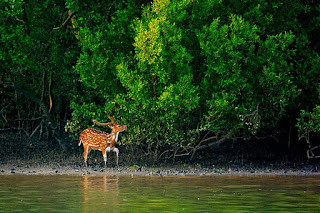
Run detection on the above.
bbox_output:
[1,163,319,177]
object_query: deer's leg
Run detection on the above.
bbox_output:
[84,145,91,167]
[83,144,87,166]
[102,149,107,167]
[112,148,119,167]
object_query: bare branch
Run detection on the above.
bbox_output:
[175,152,192,157]
[159,149,174,159]
[16,18,25,24]
[198,135,218,147]
[30,124,41,138]
[15,18,29,34]
[53,11,76,30]
[307,145,320,159]
[191,137,227,160]
[6,117,42,122]
[0,127,30,138]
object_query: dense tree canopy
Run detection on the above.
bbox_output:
[1,0,320,161]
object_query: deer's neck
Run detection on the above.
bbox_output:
[115,132,119,142]
[111,131,120,142]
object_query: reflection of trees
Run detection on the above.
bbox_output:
[82,175,119,212]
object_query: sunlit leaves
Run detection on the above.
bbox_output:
[297,105,320,135]
[198,15,298,136]
[68,0,320,156]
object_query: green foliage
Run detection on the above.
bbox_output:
[297,105,320,138]
[0,0,31,89]
[66,0,320,160]
[1,0,79,146]
[128,164,140,171]
[2,0,320,160]
[118,0,199,144]
[198,15,298,136]
[0,0,29,126]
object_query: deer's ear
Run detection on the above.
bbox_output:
[108,125,114,129]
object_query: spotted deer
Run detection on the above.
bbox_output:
[78,116,127,167]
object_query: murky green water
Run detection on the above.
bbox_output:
[0,175,319,212]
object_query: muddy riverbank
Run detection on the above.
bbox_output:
[1,160,319,176]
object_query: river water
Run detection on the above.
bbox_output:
[0,175,319,212]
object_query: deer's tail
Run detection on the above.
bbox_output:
[78,138,82,146]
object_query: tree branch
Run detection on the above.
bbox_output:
[53,11,76,30]
[3,83,52,123]
[15,18,29,34]
[190,137,227,160]
[0,127,30,138]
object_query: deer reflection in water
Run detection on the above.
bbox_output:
[82,175,119,211]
